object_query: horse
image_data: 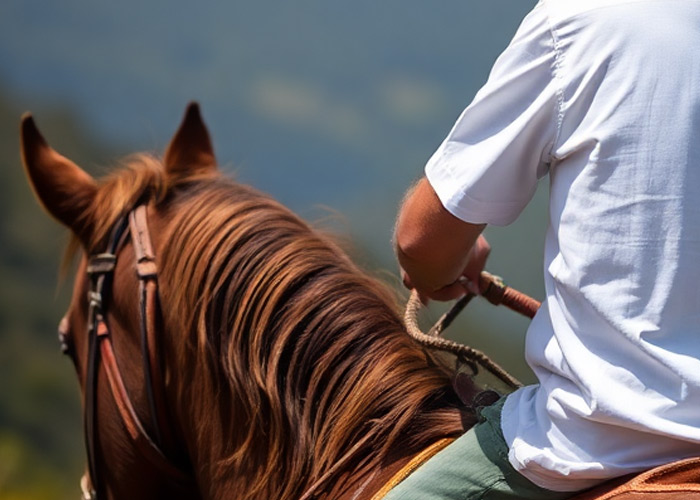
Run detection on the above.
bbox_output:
[20,103,482,500]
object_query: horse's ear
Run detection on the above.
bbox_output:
[164,102,217,176]
[20,113,97,238]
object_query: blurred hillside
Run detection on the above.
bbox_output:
[0,1,545,498]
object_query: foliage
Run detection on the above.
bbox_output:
[0,432,76,500]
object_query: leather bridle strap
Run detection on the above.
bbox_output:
[82,205,189,499]
[129,205,176,450]
[84,214,129,498]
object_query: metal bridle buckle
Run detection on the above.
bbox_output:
[87,253,117,276]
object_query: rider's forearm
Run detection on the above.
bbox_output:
[394,177,485,295]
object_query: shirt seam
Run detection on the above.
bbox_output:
[542,1,566,163]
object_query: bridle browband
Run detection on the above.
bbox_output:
[62,204,191,499]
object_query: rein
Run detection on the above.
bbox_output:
[348,274,538,499]
[404,272,541,390]
[303,273,539,499]
[69,204,190,499]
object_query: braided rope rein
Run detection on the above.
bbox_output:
[302,272,537,500]
[403,272,541,390]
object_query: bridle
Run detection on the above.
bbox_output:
[59,203,192,499]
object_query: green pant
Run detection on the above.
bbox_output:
[383,398,574,500]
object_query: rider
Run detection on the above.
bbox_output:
[390,0,700,498]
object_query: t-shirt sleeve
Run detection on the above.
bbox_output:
[426,3,560,226]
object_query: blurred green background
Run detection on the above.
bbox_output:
[0,1,545,498]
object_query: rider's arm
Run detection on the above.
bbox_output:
[394,177,489,301]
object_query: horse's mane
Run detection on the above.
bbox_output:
[79,155,468,499]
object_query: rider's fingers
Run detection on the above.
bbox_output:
[463,235,491,285]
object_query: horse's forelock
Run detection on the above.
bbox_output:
[61,154,167,277]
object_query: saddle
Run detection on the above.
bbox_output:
[570,457,700,499]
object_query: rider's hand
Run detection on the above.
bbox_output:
[461,235,491,294]
[402,235,491,303]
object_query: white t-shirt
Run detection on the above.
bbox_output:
[425,0,700,492]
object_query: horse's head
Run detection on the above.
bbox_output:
[21,104,474,500]
[21,103,214,499]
